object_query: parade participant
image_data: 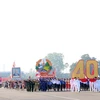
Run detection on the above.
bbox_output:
[22,81,25,91]
[31,80,35,92]
[18,81,22,90]
[28,79,32,92]
[34,79,39,91]
[14,81,17,89]
[93,77,98,92]
[89,77,96,92]
[85,79,89,91]
[67,78,71,91]
[12,81,14,89]
[76,77,80,92]
[66,78,69,91]
[60,78,66,91]
[23,80,27,90]
[97,77,100,92]
[51,78,56,91]
[70,78,74,92]
[56,79,61,91]
[80,77,88,91]
[47,79,53,91]
[9,81,12,89]
[40,78,47,91]
[25,80,30,91]
[63,79,66,91]
[39,78,44,91]
[60,78,63,91]
[73,77,78,92]
[43,79,48,91]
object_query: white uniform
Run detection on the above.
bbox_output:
[51,79,56,84]
[70,79,74,92]
[76,79,80,92]
[73,79,78,92]
[89,80,94,92]
[94,80,98,92]
[97,79,100,91]
[56,80,61,85]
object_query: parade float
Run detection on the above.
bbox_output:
[35,59,56,78]
[10,62,22,81]
[71,60,98,79]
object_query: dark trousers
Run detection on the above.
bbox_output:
[57,84,60,91]
[61,84,63,91]
[53,84,56,91]
[31,84,34,92]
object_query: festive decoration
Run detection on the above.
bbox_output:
[71,60,98,79]
[36,59,52,73]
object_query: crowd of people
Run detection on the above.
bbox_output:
[2,77,100,92]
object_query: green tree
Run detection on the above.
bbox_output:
[45,52,68,78]
[23,68,36,79]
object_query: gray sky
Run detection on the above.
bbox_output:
[0,0,100,72]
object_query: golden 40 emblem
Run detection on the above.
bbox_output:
[71,60,98,79]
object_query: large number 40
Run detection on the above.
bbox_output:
[71,60,98,79]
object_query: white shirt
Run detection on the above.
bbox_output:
[56,80,61,85]
[51,79,56,84]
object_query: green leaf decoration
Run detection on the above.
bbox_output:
[36,66,39,70]
[45,62,50,66]
[43,66,50,71]
[50,66,52,70]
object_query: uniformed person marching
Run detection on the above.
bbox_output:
[31,79,35,92]
[34,79,39,91]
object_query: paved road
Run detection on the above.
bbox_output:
[0,88,100,100]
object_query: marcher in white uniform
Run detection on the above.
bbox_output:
[94,77,98,92]
[89,78,94,92]
[51,78,57,91]
[76,77,80,92]
[56,79,61,91]
[97,78,100,92]
[70,78,74,92]
[73,77,77,92]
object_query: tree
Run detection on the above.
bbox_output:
[22,68,36,79]
[69,62,77,74]
[45,52,69,78]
